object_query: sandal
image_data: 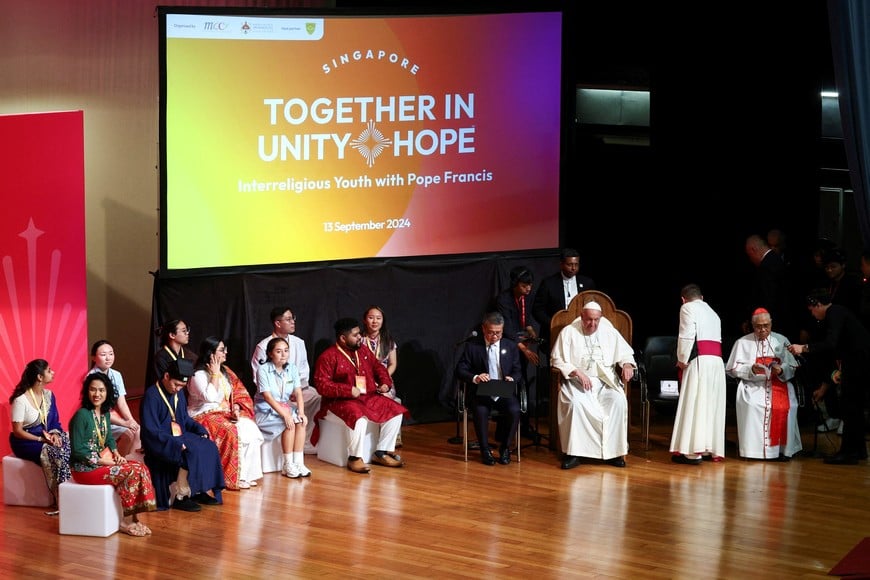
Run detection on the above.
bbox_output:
[133,521,152,535]
[238,480,251,489]
[120,522,147,537]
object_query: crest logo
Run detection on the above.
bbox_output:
[306,22,317,35]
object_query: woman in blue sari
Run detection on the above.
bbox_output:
[8,359,71,507]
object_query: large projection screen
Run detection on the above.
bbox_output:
[159,8,564,275]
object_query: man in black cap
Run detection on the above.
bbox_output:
[141,358,225,510]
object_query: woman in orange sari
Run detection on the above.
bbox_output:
[188,336,263,489]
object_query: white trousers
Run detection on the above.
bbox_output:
[323,411,402,457]
[236,417,265,482]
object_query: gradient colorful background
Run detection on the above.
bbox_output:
[0,112,88,455]
[164,11,562,271]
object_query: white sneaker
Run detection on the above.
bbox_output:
[818,418,842,432]
[283,463,301,479]
[297,464,312,478]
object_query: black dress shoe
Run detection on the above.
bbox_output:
[481,450,496,466]
[561,455,581,470]
[607,457,626,468]
[824,453,859,465]
[172,496,201,512]
[498,447,511,465]
[192,492,220,505]
[671,454,702,465]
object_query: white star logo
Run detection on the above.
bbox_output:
[350,120,392,168]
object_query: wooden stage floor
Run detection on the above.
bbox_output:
[0,416,865,579]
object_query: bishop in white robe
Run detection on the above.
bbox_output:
[726,309,802,460]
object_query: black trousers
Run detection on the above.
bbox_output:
[837,354,870,457]
[473,395,521,452]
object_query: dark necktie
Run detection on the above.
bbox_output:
[517,295,526,328]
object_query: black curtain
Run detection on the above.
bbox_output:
[829,0,870,249]
[148,253,559,424]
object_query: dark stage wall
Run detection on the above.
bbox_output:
[148,253,560,424]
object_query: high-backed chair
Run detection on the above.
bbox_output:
[548,290,634,453]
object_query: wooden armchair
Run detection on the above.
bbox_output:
[547,290,634,452]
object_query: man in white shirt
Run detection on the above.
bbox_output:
[532,248,597,346]
[251,306,322,453]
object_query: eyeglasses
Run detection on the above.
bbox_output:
[216,347,228,353]
[175,327,191,334]
[281,315,296,322]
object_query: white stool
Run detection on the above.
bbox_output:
[58,481,122,537]
[2,455,54,507]
[316,418,377,467]
[260,436,285,473]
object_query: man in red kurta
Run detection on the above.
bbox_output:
[313,317,409,473]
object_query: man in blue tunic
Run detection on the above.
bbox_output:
[141,358,225,511]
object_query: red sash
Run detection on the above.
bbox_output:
[678,340,722,382]
[696,340,721,357]
[757,355,789,446]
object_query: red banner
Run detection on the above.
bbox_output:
[0,111,88,456]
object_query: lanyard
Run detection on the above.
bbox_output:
[27,388,48,427]
[336,345,360,373]
[93,411,107,448]
[164,345,184,361]
[156,382,178,421]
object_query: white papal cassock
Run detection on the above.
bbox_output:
[551,317,636,460]
[726,331,803,459]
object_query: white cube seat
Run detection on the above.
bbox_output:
[3,455,54,507]
[261,436,285,473]
[316,418,377,467]
[59,481,122,537]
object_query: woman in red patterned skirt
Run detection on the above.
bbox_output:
[69,373,156,536]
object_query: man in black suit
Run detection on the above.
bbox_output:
[532,248,596,346]
[744,234,795,339]
[455,312,523,465]
[789,289,870,464]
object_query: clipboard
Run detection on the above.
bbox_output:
[475,380,516,398]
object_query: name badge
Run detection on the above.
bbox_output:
[171,421,182,436]
[355,375,367,393]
